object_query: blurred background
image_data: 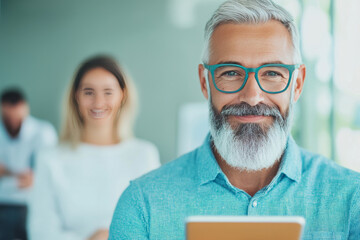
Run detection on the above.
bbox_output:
[0,0,359,170]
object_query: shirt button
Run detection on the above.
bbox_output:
[252,200,258,208]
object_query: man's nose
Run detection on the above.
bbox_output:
[238,72,264,106]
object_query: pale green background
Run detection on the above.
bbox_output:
[2,0,357,166]
[0,0,225,163]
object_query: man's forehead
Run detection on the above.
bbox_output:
[208,21,294,66]
[212,20,290,37]
[1,101,26,108]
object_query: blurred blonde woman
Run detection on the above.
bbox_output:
[28,56,160,240]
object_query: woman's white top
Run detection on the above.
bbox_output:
[28,138,160,240]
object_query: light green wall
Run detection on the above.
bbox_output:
[0,0,220,163]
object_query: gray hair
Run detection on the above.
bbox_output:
[202,0,302,64]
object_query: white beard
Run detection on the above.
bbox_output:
[209,101,293,172]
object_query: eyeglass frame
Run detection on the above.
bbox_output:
[203,63,301,94]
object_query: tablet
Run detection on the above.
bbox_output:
[186,216,305,240]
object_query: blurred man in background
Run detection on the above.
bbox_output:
[0,88,57,240]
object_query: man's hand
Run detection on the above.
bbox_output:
[0,164,11,177]
[88,229,109,240]
[17,170,33,189]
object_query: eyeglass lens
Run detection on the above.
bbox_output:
[213,65,290,92]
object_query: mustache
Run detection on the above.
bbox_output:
[221,102,283,120]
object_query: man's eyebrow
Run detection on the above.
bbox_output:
[217,61,244,65]
[260,61,286,65]
[216,60,286,66]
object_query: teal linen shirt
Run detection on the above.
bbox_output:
[109,135,360,240]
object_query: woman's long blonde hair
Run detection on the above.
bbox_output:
[60,55,138,145]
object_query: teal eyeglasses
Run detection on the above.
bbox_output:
[203,63,301,94]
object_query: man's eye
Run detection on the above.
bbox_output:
[265,71,281,77]
[224,71,238,76]
[105,92,112,95]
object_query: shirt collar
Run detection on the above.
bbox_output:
[196,133,302,185]
[196,133,223,185]
[277,136,302,183]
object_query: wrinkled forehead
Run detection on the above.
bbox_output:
[208,21,295,65]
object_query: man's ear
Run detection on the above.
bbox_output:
[198,64,209,100]
[293,64,306,103]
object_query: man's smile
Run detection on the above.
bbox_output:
[232,114,271,123]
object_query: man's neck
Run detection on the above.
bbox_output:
[213,147,281,197]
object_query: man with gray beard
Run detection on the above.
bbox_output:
[109,0,360,239]
[209,101,290,172]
